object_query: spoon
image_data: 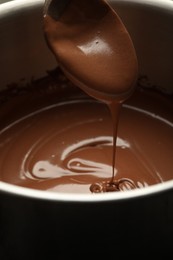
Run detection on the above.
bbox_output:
[43,0,138,102]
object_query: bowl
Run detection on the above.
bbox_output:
[0,0,173,258]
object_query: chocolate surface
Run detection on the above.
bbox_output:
[0,68,172,193]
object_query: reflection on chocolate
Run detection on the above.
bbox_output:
[43,0,138,192]
[0,68,172,194]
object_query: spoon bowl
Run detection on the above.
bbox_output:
[43,0,138,101]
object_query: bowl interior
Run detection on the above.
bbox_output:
[0,0,173,201]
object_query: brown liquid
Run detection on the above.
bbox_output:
[0,68,172,194]
[0,1,172,194]
[43,0,138,192]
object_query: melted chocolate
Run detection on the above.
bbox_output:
[0,1,172,194]
[43,0,138,192]
[43,0,138,101]
[0,68,172,194]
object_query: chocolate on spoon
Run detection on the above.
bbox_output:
[43,0,138,102]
